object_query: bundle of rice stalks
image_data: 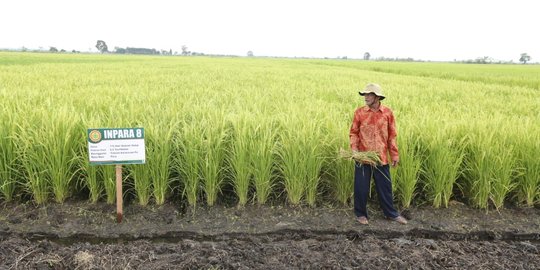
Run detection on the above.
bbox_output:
[339,148,382,166]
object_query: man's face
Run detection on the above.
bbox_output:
[364,93,379,106]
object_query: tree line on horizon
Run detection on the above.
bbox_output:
[97,40,535,64]
[3,40,533,64]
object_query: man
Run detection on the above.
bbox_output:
[349,83,407,225]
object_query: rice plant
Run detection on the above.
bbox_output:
[326,110,354,206]
[130,163,151,206]
[0,105,19,202]
[228,114,253,206]
[464,134,492,209]
[17,108,82,203]
[17,115,50,204]
[278,114,325,206]
[422,130,466,208]
[47,110,83,203]
[102,166,117,204]
[277,116,306,205]
[175,118,203,207]
[489,144,517,210]
[83,159,102,203]
[393,130,423,209]
[514,121,540,207]
[304,122,326,206]
[464,130,517,210]
[146,119,177,205]
[199,111,229,206]
[332,148,354,205]
[250,119,277,205]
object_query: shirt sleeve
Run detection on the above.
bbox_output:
[349,109,360,151]
[387,110,399,161]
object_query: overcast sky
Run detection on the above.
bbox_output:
[1,0,538,62]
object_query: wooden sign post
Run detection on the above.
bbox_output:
[116,164,123,223]
[87,128,145,223]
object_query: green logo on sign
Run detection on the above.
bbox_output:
[89,130,102,143]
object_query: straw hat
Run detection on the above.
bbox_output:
[359,83,385,100]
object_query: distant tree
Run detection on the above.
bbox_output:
[519,53,531,64]
[247,50,254,57]
[49,47,58,52]
[119,48,126,54]
[181,45,188,55]
[60,49,66,53]
[475,56,492,64]
[125,47,158,55]
[95,40,108,53]
[114,47,126,54]
[363,52,371,60]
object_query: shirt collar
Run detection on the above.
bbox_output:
[363,104,386,112]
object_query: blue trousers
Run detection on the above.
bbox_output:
[354,163,399,219]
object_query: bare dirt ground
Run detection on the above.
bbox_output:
[0,200,539,269]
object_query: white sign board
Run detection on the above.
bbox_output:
[87,128,145,165]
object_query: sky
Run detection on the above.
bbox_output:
[1,0,539,62]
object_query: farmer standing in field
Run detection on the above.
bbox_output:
[349,83,407,225]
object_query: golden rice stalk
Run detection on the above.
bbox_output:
[339,148,382,166]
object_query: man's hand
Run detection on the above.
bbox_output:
[391,158,399,167]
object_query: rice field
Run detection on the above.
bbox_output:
[0,51,539,209]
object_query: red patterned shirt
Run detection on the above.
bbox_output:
[349,104,399,165]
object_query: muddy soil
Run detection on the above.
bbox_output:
[0,200,538,269]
